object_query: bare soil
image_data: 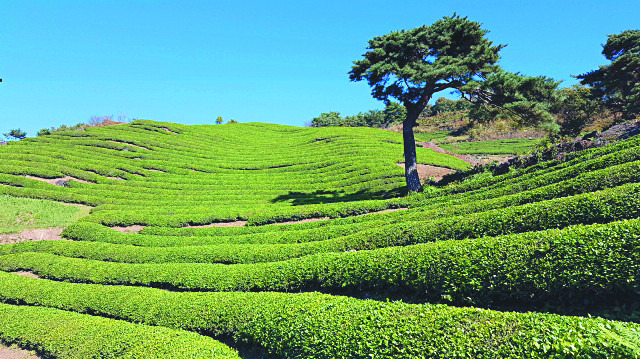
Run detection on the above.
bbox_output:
[0,228,65,244]
[184,221,248,228]
[110,225,146,233]
[272,217,330,226]
[0,344,41,359]
[9,271,40,279]
[396,162,455,181]
[25,175,92,186]
[161,127,178,134]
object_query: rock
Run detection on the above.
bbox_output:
[600,120,640,140]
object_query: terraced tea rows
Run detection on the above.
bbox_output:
[0,120,638,358]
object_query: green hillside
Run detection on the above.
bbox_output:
[0,120,639,358]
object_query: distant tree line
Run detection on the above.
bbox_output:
[215,116,238,124]
[3,115,137,141]
[3,129,27,141]
[311,102,407,128]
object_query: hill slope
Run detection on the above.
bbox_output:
[0,120,638,358]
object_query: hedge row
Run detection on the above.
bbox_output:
[0,302,239,358]
[54,182,640,256]
[65,153,640,228]
[3,220,638,314]
[0,273,637,358]
[75,146,640,227]
[417,143,640,209]
[2,122,460,224]
[443,133,640,195]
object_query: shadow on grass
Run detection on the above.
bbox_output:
[270,187,406,206]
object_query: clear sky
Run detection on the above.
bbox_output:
[1,0,638,137]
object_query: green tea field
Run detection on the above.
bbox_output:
[0,120,638,358]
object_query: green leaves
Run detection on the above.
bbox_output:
[0,302,240,358]
[466,70,560,127]
[578,29,640,120]
[0,273,638,358]
[349,15,503,106]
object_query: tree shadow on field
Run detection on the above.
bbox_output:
[270,187,405,206]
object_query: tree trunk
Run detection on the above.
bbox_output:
[402,107,422,192]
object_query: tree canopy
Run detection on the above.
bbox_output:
[465,70,559,127]
[349,14,558,192]
[551,86,603,137]
[3,129,27,140]
[578,29,640,121]
[349,15,503,111]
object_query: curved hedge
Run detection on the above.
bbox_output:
[0,274,637,359]
[0,302,239,358]
[1,220,637,312]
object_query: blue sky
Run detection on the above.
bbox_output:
[1,0,638,137]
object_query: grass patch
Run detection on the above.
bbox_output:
[440,138,542,155]
[413,130,451,143]
[0,195,90,234]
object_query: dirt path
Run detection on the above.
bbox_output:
[110,225,146,233]
[0,228,65,244]
[0,344,41,359]
[184,221,248,228]
[396,162,455,181]
[10,271,40,279]
[25,175,92,186]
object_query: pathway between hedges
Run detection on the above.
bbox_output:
[0,228,65,245]
[0,343,41,359]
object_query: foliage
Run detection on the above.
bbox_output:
[0,121,467,227]
[3,129,26,140]
[466,70,560,128]
[0,272,638,358]
[311,102,406,128]
[349,15,503,107]
[216,116,224,124]
[36,128,51,136]
[551,86,604,136]
[383,101,407,125]
[0,302,239,358]
[426,97,472,116]
[37,123,85,136]
[311,111,343,127]
[578,29,640,121]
